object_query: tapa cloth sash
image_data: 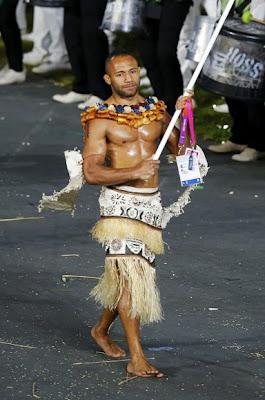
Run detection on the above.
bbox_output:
[98,186,163,230]
[91,186,165,255]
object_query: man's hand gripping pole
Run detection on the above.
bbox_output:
[153,0,236,161]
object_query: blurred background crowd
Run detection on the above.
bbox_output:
[0,0,264,162]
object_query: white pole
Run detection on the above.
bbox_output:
[153,0,236,160]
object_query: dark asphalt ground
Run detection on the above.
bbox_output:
[0,76,265,400]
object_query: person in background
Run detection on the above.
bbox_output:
[209,99,265,162]
[0,0,26,85]
[16,0,27,35]
[53,0,110,107]
[208,0,265,162]
[250,0,265,21]
[23,0,69,74]
[138,0,193,116]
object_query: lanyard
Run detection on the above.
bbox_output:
[178,99,196,147]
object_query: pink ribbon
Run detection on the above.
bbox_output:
[178,100,196,147]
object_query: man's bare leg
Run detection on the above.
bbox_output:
[91,308,126,358]
[117,286,164,378]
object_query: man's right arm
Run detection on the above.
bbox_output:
[82,119,159,185]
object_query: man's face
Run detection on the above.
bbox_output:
[105,55,140,98]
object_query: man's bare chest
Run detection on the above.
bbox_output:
[106,120,163,146]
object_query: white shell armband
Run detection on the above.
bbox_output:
[38,149,84,215]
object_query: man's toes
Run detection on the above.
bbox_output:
[141,369,159,377]
[110,345,125,358]
[140,370,151,377]
[147,371,158,376]
[129,369,150,378]
[148,369,158,374]
[116,347,125,356]
[146,369,164,378]
[127,362,163,378]
[113,351,124,358]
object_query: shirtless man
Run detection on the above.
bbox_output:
[82,50,190,378]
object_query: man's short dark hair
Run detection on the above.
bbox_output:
[105,50,139,74]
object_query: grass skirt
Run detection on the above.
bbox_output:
[90,187,165,325]
[90,255,163,325]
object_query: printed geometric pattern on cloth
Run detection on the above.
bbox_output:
[99,187,162,229]
[106,238,156,267]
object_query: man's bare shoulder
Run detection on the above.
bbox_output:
[161,110,172,130]
[84,117,109,139]
[83,116,108,159]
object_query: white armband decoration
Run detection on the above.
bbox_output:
[38,149,84,215]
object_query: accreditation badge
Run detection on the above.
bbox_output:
[176,148,202,187]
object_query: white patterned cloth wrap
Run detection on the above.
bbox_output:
[38,146,208,226]
[99,186,163,229]
[106,238,156,266]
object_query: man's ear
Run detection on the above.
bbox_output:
[104,74,111,86]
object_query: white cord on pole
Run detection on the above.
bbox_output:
[153,0,236,160]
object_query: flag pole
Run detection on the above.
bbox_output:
[153,0,236,160]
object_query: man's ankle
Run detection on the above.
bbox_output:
[91,324,107,335]
[131,349,146,361]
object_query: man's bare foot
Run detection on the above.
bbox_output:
[91,326,126,358]
[127,357,164,378]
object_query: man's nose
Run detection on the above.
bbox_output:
[124,72,133,82]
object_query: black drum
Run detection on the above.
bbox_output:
[200,18,265,101]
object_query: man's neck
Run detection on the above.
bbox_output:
[107,93,144,106]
